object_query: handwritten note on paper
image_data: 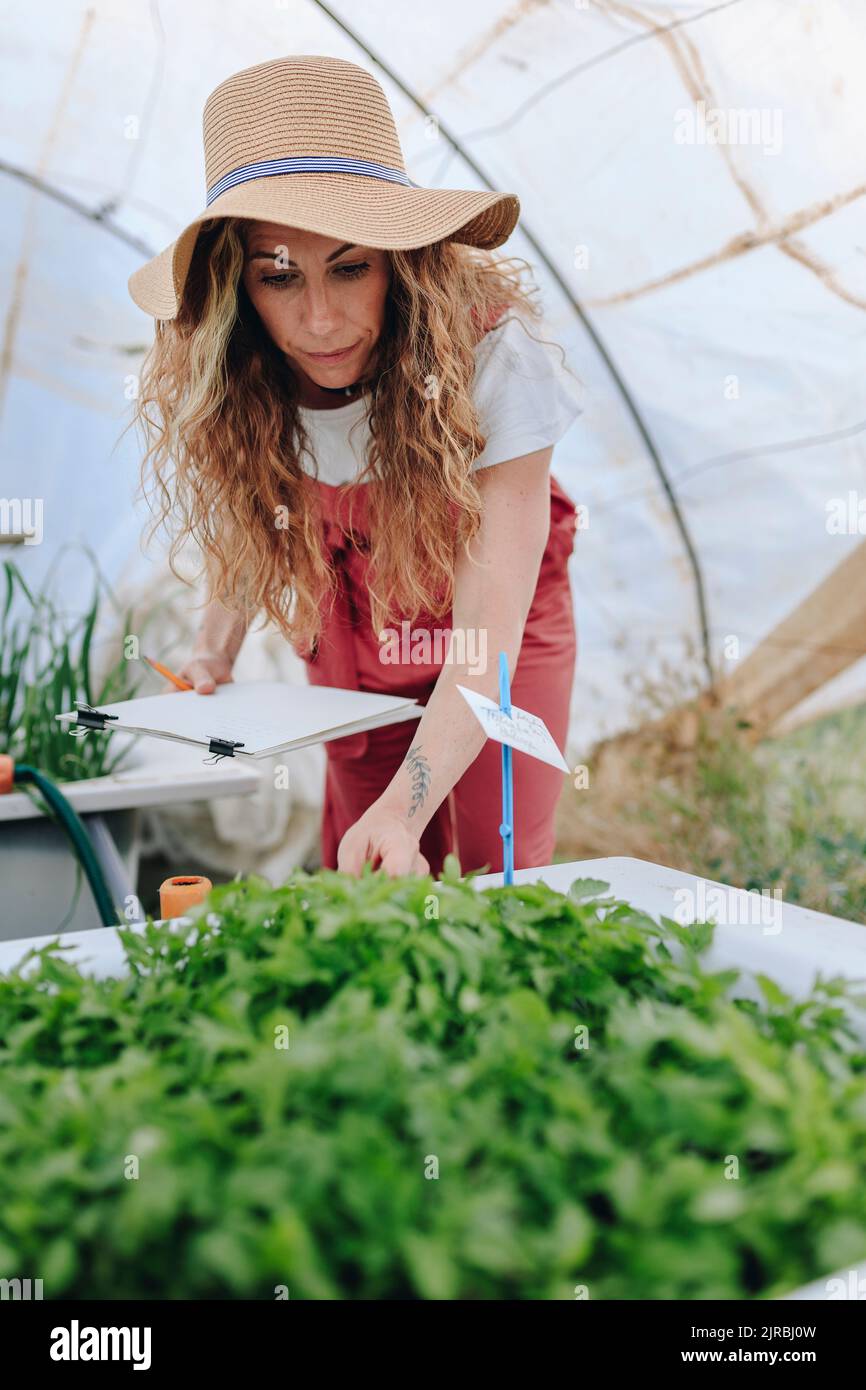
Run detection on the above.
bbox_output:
[456,685,570,772]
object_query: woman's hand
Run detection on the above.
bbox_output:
[337,803,430,878]
[174,649,235,695]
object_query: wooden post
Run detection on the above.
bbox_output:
[715,538,866,734]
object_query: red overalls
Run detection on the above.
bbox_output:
[298,471,579,878]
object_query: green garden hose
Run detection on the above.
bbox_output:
[12,764,120,928]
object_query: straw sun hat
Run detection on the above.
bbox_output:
[128,53,521,320]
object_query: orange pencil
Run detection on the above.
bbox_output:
[143,654,194,691]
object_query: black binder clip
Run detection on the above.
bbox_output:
[68,703,119,739]
[204,736,246,764]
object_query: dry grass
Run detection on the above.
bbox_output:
[554,667,866,925]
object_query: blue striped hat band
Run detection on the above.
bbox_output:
[206,155,418,206]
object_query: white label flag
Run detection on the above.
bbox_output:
[456,685,570,772]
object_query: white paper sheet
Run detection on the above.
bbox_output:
[56,680,420,759]
[456,685,571,772]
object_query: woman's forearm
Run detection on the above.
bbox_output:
[193,595,250,666]
[375,624,523,834]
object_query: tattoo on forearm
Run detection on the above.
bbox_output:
[404,743,432,819]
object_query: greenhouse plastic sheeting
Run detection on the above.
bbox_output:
[2,0,864,754]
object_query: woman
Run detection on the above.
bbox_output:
[128,54,583,880]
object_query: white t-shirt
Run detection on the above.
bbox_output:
[295,313,584,487]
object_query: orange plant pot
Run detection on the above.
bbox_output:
[159,875,213,920]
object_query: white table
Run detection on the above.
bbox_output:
[0,733,260,938]
[0,732,260,824]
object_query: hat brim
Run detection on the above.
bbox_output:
[127,174,520,319]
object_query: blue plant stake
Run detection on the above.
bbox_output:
[456,655,569,885]
[498,650,514,885]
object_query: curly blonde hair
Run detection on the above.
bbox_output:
[130,216,548,656]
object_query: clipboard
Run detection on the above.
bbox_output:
[55,680,421,761]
